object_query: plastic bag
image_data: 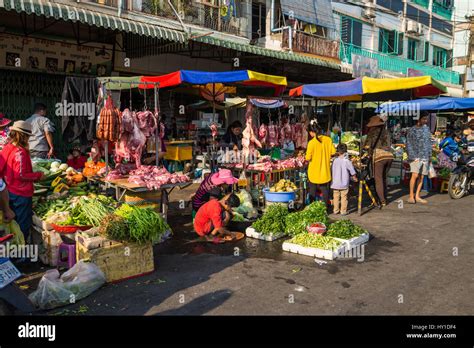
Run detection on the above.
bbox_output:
[29,260,106,309]
[428,164,437,179]
[5,220,25,246]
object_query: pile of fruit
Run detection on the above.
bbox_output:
[269,179,297,193]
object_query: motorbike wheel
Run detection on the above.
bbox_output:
[448,173,468,199]
[0,299,14,316]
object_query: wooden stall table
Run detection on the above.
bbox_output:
[89,177,192,221]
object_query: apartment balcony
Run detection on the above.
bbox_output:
[92,0,248,37]
[282,30,340,60]
[340,43,460,85]
[432,1,453,20]
[411,0,429,8]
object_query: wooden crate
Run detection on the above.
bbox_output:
[76,238,154,283]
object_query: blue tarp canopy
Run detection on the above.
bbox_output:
[376,97,474,113]
[280,0,335,29]
[250,98,286,109]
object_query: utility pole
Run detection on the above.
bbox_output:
[463,14,474,97]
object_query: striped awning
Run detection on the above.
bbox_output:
[1,0,187,42]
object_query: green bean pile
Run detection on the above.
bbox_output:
[288,233,341,251]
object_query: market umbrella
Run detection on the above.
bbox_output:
[375,97,474,113]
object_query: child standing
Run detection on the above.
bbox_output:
[0,121,45,240]
[331,143,357,215]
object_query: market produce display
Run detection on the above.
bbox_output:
[115,204,170,244]
[252,204,289,235]
[233,190,258,220]
[325,220,367,240]
[341,132,360,152]
[269,179,297,192]
[287,233,341,251]
[437,167,451,180]
[285,201,329,236]
[34,194,116,227]
[83,160,106,177]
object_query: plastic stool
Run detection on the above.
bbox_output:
[440,180,449,193]
[57,242,76,269]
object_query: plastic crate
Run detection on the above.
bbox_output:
[245,227,285,241]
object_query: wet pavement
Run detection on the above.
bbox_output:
[14,183,474,315]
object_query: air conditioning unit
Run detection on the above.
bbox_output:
[406,20,423,35]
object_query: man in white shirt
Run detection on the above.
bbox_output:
[25,103,55,159]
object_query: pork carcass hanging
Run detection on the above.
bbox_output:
[114,109,147,167]
[241,103,262,163]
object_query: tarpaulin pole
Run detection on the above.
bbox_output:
[155,83,160,166]
[358,98,364,215]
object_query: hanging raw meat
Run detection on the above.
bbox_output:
[136,110,157,138]
[114,109,147,167]
[300,113,309,149]
[97,95,121,142]
[293,123,303,148]
[280,119,292,146]
[258,123,268,146]
[268,122,279,147]
[241,103,262,163]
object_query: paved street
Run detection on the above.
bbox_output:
[27,185,473,316]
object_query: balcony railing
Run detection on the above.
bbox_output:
[340,43,460,85]
[432,2,453,20]
[95,0,248,37]
[282,30,340,60]
[411,0,429,8]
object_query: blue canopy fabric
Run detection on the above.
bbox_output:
[250,98,286,109]
[295,78,364,98]
[376,97,474,113]
[180,70,250,84]
[280,0,335,29]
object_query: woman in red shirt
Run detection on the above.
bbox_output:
[67,145,88,171]
[0,121,45,240]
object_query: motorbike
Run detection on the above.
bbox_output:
[448,142,474,199]
[0,234,35,315]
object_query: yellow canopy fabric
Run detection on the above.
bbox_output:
[247,70,288,86]
[361,76,447,94]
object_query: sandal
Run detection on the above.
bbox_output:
[416,198,428,204]
[408,198,416,204]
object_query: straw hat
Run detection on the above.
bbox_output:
[366,116,385,128]
[9,120,32,136]
[0,113,12,127]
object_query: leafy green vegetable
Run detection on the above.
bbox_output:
[252,204,289,235]
[99,214,129,241]
[326,220,367,240]
[288,233,341,250]
[115,204,170,244]
[285,201,328,236]
[79,197,115,226]
[438,167,451,179]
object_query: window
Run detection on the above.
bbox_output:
[377,0,403,13]
[341,16,362,47]
[432,46,452,68]
[378,28,403,55]
[434,0,453,8]
[431,16,453,35]
[408,38,428,62]
[252,2,266,40]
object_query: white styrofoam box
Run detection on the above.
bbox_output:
[333,232,370,251]
[245,227,285,241]
[282,241,345,260]
[32,214,53,231]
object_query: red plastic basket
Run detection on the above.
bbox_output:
[51,224,92,234]
[307,223,327,235]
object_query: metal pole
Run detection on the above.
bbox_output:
[154,84,160,166]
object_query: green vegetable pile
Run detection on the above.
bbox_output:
[79,196,115,226]
[325,220,367,240]
[285,201,329,236]
[115,204,170,244]
[288,233,341,251]
[437,167,451,180]
[99,214,129,241]
[252,204,289,235]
